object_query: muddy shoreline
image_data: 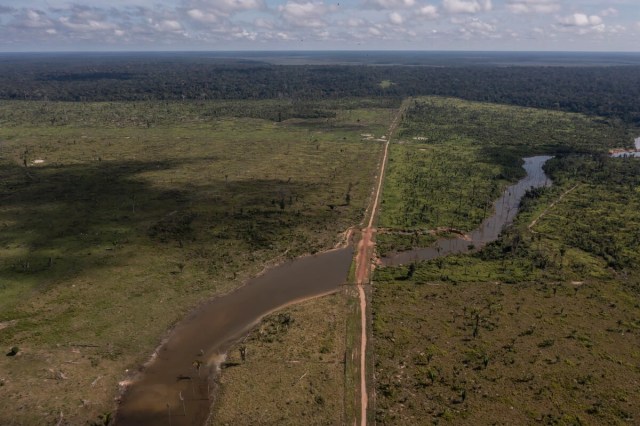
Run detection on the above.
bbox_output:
[115,243,354,426]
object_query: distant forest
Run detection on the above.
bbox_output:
[1,55,639,125]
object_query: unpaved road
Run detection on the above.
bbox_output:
[354,102,406,426]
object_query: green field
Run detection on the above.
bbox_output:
[213,292,348,425]
[2,94,639,425]
[379,97,633,233]
[372,98,640,424]
[0,99,395,424]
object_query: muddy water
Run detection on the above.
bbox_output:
[611,137,640,157]
[382,156,552,266]
[116,246,353,426]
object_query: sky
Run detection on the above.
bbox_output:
[0,0,639,51]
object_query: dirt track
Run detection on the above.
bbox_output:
[353,102,405,426]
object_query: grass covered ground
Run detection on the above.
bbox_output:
[212,291,348,425]
[379,97,633,233]
[372,279,640,425]
[0,99,395,424]
[372,97,640,424]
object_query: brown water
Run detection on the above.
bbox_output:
[116,246,353,426]
[611,136,640,158]
[382,156,552,266]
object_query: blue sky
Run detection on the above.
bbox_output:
[1,0,639,51]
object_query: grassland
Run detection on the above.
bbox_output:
[212,291,348,425]
[379,97,633,233]
[0,99,395,424]
[372,97,640,424]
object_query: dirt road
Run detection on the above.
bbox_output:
[354,102,406,426]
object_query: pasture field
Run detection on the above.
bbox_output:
[212,292,349,425]
[0,99,394,424]
[373,98,640,424]
[379,97,633,233]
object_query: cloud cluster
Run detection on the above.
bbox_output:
[443,0,492,14]
[0,0,637,50]
[506,0,559,14]
[558,13,602,27]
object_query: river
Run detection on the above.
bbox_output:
[116,246,353,426]
[382,156,553,266]
[610,137,640,158]
[116,155,552,425]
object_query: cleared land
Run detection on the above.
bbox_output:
[0,99,395,424]
[373,97,640,424]
[212,291,349,425]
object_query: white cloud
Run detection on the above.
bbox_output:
[18,9,52,28]
[186,0,263,14]
[59,17,115,31]
[347,17,365,27]
[443,0,491,14]
[232,28,257,40]
[278,1,333,28]
[152,19,183,32]
[0,0,637,50]
[506,0,559,14]
[366,0,415,10]
[418,4,439,19]
[254,17,275,29]
[558,13,602,27]
[389,11,404,24]
[183,0,264,26]
[452,16,496,38]
[188,9,217,23]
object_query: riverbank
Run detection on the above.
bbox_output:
[371,97,640,424]
[0,99,391,425]
[212,291,349,425]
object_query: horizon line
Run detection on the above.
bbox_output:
[1,49,640,54]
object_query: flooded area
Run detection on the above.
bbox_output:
[116,246,353,426]
[610,137,640,158]
[382,156,553,266]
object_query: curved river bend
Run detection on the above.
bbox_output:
[382,156,552,266]
[116,246,353,426]
[116,155,551,425]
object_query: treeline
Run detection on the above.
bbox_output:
[1,56,640,125]
[500,153,640,271]
[0,98,400,127]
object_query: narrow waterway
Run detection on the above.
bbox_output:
[117,155,552,425]
[611,136,640,157]
[116,246,353,426]
[382,156,553,266]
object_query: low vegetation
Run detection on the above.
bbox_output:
[0,99,393,424]
[213,292,348,425]
[379,97,633,233]
[373,97,640,424]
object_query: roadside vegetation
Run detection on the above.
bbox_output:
[213,292,348,425]
[0,99,393,424]
[373,97,640,424]
[379,97,633,234]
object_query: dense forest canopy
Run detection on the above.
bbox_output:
[1,53,639,125]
